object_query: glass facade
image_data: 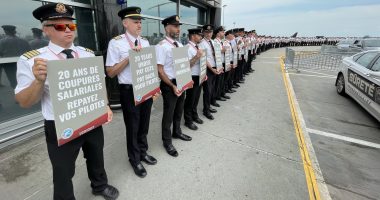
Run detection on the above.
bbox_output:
[180,1,207,25]
[128,0,177,18]
[0,1,96,126]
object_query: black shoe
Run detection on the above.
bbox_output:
[173,133,192,141]
[230,89,237,92]
[203,112,214,120]
[164,144,178,157]
[209,108,217,113]
[238,80,244,84]
[193,117,204,124]
[226,90,233,93]
[233,83,240,87]
[185,122,198,130]
[141,154,157,165]
[131,162,147,178]
[216,97,227,101]
[211,102,220,107]
[92,185,119,200]
[221,95,230,99]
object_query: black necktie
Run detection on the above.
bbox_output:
[195,45,199,50]
[209,40,215,56]
[61,49,74,59]
[134,39,138,47]
[173,41,179,47]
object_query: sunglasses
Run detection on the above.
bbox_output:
[44,23,77,31]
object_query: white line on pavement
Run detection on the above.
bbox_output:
[307,128,380,149]
[288,73,336,79]
[297,69,336,76]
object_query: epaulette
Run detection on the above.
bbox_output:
[77,46,94,54]
[21,49,42,60]
[113,35,123,40]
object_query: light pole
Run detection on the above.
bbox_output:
[222,4,227,26]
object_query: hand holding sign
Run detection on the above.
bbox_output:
[172,85,182,97]
[33,58,48,82]
[105,106,113,125]
[132,46,142,52]
[196,49,203,58]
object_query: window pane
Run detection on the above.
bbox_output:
[141,18,162,45]
[180,1,206,24]
[127,0,177,18]
[0,1,97,125]
[356,52,378,68]
[371,57,380,72]
[0,0,43,124]
[74,7,97,51]
[71,0,92,4]
[180,24,198,45]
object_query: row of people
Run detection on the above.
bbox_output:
[14,3,323,200]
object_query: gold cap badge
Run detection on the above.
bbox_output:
[55,3,67,14]
[175,16,180,22]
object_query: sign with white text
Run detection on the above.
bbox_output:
[199,48,207,85]
[213,40,223,69]
[47,56,108,146]
[129,47,160,105]
[172,46,192,91]
[225,46,232,72]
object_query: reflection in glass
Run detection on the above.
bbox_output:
[128,0,177,18]
[180,2,206,24]
[141,19,162,45]
[0,1,96,126]
[0,0,43,125]
[180,24,198,45]
[71,0,92,4]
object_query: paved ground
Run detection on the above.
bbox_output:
[287,46,380,200]
[0,47,311,200]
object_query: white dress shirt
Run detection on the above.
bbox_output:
[155,36,183,79]
[15,41,95,120]
[105,32,150,84]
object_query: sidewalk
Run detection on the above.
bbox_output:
[0,47,309,200]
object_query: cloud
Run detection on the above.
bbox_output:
[223,0,303,14]
[223,1,380,37]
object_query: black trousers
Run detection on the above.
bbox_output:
[203,69,216,113]
[119,84,153,165]
[184,76,201,124]
[223,68,231,93]
[235,60,241,83]
[241,57,246,78]
[44,121,108,200]
[229,67,236,88]
[214,64,225,99]
[160,80,185,146]
[247,50,253,70]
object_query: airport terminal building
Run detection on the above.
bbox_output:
[0,0,222,148]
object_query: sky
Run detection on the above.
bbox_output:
[222,0,380,37]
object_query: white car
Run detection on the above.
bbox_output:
[336,39,355,50]
[335,50,380,121]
